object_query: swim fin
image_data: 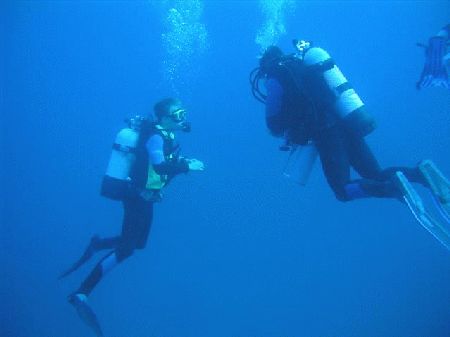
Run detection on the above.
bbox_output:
[418,160,450,223]
[394,171,450,250]
[59,236,100,279]
[68,293,104,337]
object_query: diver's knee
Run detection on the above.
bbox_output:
[334,192,351,202]
[116,247,134,262]
[331,187,352,202]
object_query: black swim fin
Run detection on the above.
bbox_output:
[69,293,104,337]
[59,236,100,279]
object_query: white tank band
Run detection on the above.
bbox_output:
[323,65,348,89]
[335,88,364,117]
[303,47,365,118]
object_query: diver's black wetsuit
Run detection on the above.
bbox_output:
[264,67,426,202]
[76,198,154,295]
[70,128,188,296]
[314,122,425,201]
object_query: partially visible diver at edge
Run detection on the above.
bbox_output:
[250,40,450,249]
[416,24,450,90]
[59,98,205,336]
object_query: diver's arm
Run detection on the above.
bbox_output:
[153,160,189,175]
[147,134,189,175]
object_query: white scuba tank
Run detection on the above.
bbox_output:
[105,128,139,180]
[303,47,364,121]
[283,143,318,186]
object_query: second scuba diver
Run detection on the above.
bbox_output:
[59,98,204,336]
[250,40,450,248]
[416,24,449,90]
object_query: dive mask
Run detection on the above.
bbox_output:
[169,108,191,132]
[169,108,186,122]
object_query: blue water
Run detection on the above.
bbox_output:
[2,1,450,336]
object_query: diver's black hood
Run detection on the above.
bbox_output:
[259,46,284,75]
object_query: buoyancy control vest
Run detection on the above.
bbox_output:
[145,126,179,191]
[100,116,180,201]
[276,47,376,138]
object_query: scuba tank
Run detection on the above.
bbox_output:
[295,40,376,137]
[100,116,146,200]
[282,141,318,186]
[105,128,139,180]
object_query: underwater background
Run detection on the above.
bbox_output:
[2,1,450,336]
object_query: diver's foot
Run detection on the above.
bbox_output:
[68,293,104,337]
[418,160,450,218]
[68,292,87,306]
[59,235,100,279]
[394,171,425,214]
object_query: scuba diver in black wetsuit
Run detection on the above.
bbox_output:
[416,24,450,90]
[59,98,204,336]
[249,42,450,237]
[250,42,429,202]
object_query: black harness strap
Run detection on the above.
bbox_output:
[112,143,136,153]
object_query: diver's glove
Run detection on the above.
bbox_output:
[186,158,205,171]
[139,189,163,202]
[416,36,449,89]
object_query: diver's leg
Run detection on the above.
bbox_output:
[378,166,426,186]
[315,126,352,201]
[68,252,117,337]
[341,130,400,199]
[66,197,148,337]
[94,236,121,249]
[74,197,137,295]
[345,131,381,180]
[72,196,153,296]
[59,235,121,279]
[345,130,431,188]
[129,198,153,251]
[74,250,120,297]
[115,196,153,260]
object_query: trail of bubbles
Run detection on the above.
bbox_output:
[160,0,208,95]
[255,0,296,52]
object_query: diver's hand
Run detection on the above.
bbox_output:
[140,189,162,202]
[187,159,204,171]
